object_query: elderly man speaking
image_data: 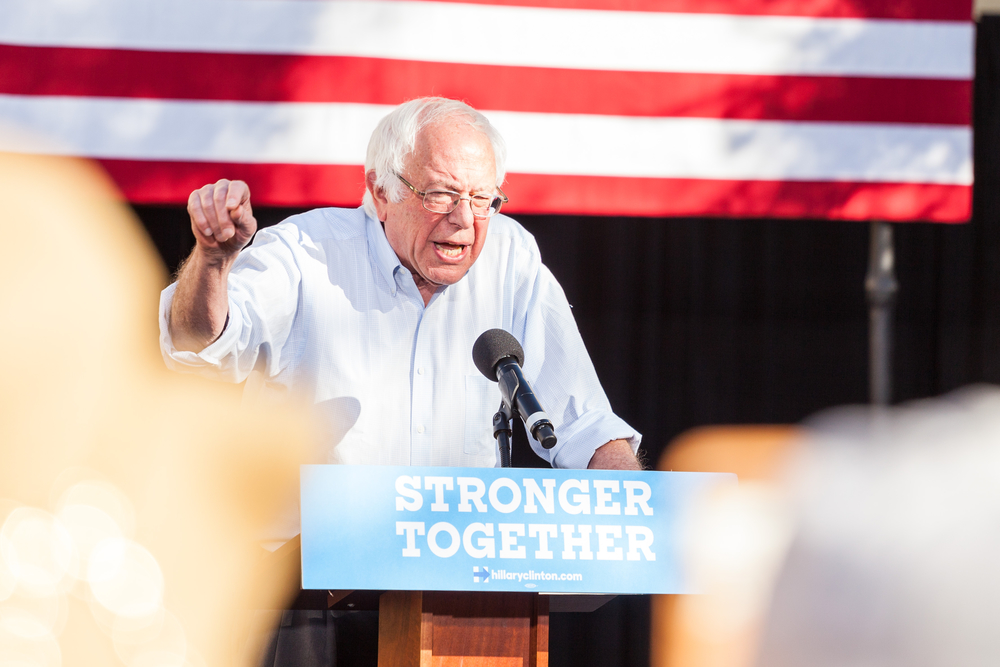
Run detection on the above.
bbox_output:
[160,97,641,473]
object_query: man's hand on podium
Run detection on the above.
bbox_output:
[588,439,643,470]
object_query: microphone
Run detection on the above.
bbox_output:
[472,329,558,449]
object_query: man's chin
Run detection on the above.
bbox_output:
[423,265,469,287]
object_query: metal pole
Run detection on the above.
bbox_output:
[492,402,514,468]
[864,221,898,406]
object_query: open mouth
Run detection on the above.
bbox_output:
[433,242,468,260]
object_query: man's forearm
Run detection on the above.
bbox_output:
[588,439,643,470]
[169,246,235,352]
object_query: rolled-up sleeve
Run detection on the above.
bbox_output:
[516,262,641,469]
[158,230,302,383]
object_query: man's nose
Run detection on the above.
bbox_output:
[448,198,476,228]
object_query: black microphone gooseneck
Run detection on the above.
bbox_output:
[472,329,558,467]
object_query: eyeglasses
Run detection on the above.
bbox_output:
[395,173,508,218]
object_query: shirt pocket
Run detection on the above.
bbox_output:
[464,374,500,456]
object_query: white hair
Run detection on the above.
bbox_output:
[362,97,507,220]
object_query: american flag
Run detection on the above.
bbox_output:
[0,0,974,221]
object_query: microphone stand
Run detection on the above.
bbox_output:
[492,401,514,468]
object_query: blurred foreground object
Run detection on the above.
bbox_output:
[0,152,313,667]
[756,386,1000,667]
[651,426,801,667]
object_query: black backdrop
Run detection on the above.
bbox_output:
[135,18,1000,667]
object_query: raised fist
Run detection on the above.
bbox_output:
[187,179,257,257]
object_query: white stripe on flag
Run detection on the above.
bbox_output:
[490,111,973,184]
[0,0,974,79]
[0,96,384,165]
[0,95,972,184]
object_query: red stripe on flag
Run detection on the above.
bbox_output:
[503,173,971,221]
[0,45,971,126]
[416,0,972,21]
[98,160,369,209]
[97,160,971,222]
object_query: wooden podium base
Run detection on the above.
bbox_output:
[378,590,549,667]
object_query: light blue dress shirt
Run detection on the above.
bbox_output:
[159,207,639,470]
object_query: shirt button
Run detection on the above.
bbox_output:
[416,425,425,434]
[417,367,424,375]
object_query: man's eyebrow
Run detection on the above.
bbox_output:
[426,181,460,192]
[427,181,494,196]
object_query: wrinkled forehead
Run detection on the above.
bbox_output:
[408,117,494,166]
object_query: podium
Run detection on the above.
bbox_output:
[286,464,733,666]
[256,535,553,665]
[378,589,548,667]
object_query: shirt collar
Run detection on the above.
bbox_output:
[365,208,404,288]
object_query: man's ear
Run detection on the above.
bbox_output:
[366,170,390,220]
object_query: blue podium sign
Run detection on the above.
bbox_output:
[300,465,734,595]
